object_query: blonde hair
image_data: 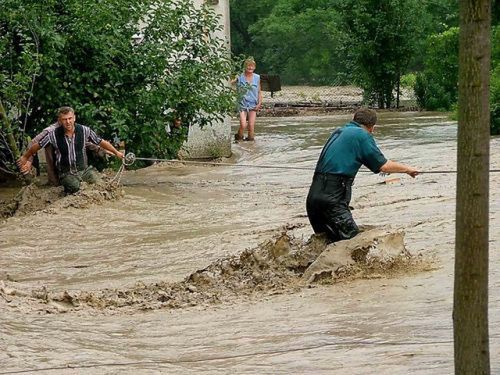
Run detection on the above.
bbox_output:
[243,57,256,69]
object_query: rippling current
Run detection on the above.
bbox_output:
[1,111,499,374]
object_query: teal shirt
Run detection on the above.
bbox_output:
[315,121,387,177]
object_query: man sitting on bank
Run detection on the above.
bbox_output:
[18,106,124,194]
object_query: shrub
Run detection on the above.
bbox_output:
[0,0,237,175]
[400,73,417,90]
[414,27,459,111]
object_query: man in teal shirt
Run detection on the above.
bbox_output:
[306,108,419,242]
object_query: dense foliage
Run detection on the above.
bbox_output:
[229,0,276,65]
[249,0,351,85]
[490,26,500,135]
[415,26,499,134]
[0,0,236,175]
[340,0,425,108]
[230,0,455,108]
[414,27,460,111]
[230,0,498,130]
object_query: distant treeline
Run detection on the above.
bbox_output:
[230,0,499,130]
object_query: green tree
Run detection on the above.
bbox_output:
[341,0,426,108]
[229,0,277,69]
[229,0,461,91]
[249,0,351,85]
[422,0,459,32]
[0,0,236,176]
[415,24,499,134]
[0,0,41,176]
[494,0,500,25]
[407,0,458,72]
[414,27,460,111]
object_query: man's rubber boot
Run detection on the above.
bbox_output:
[234,133,244,142]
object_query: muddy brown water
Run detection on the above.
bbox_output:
[1,111,499,374]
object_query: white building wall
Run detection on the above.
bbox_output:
[181,0,232,159]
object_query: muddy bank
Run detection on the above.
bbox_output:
[0,226,434,315]
[0,177,124,219]
[259,85,418,116]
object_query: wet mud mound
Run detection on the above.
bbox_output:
[0,179,124,218]
[303,228,414,283]
[0,227,435,315]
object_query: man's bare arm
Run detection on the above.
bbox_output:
[17,143,42,173]
[98,140,124,159]
[380,160,419,178]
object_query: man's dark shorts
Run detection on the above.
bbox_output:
[306,173,359,242]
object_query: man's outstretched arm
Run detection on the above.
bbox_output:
[380,160,419,178]
[98,139,124,159]
[17,143,42,173]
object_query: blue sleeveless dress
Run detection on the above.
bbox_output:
[237,73,260,112]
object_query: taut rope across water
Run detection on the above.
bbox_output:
[122,152,500,174]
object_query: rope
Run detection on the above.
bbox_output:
[137,155,308,170]
[418,170,500,174]
[107,163,125,187]
[123,153,500,174]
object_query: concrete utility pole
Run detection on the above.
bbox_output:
[183,0,232,159]
[454,0,491,374]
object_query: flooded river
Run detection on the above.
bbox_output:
[1,112,499,374]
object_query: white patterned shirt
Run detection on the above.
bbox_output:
[38,124,102,174]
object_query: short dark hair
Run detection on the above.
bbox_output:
[57,106,75,116]
[353,108,377,126]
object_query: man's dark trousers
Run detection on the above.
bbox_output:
[306,172,359,242]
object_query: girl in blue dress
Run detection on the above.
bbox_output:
[235,57,263,141]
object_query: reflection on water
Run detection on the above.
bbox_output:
[1,112,499,374]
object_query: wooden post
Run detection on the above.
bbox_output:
[454,0,491,374]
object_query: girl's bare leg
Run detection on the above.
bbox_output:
[237,111,248,140]
[247,110,257,140]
